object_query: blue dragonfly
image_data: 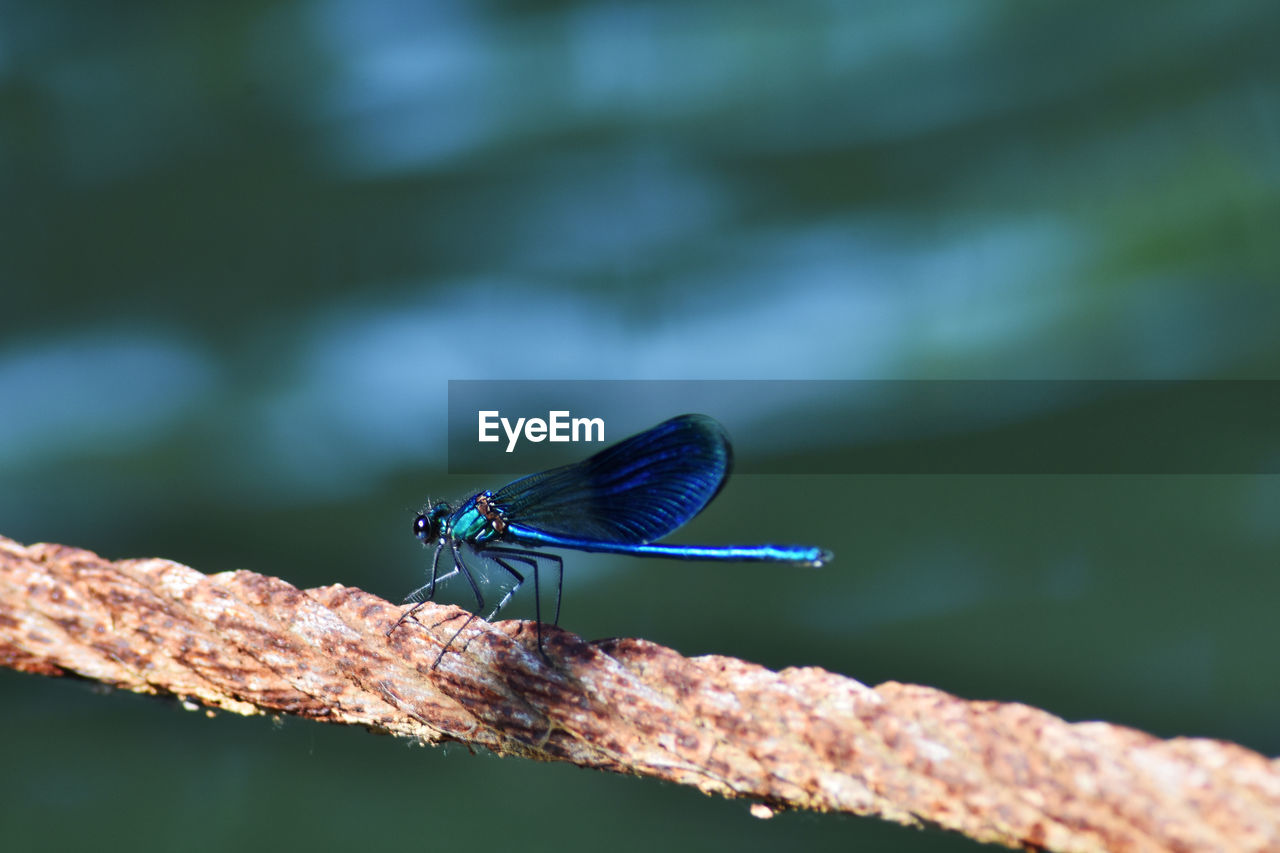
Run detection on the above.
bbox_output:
[390,414,831,663]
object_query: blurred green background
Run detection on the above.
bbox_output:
[2,2,1278,851]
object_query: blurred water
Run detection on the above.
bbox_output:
[2,2,1278,851]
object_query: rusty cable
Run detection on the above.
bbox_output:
[1,535,1276,852]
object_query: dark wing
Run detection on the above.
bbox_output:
[492,414,732,544]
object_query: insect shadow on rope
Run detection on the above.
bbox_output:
[387,414,831,668]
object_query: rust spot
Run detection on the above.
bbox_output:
[0,643,67,676]
[52,617,85,638]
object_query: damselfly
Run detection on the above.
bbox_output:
[390,414,831,664]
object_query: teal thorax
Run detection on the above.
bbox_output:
[430,491,506,545]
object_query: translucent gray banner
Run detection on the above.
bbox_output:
[447,380,1280,475]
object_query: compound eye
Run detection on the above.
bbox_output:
[412,514,432,540]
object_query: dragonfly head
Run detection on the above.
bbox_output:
[413,502,452,543]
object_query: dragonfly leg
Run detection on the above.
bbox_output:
[400,544,458,605]
[483,556,524,621]
[425,539,446,600]
[431,541,486,668]
[489,553,550,660]
[482,546,560,661]
[548,552,563,627]
[388,542,453,636]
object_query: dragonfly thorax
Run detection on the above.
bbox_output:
[448,491,507,543]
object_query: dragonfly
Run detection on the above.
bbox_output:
[389,413,831,664]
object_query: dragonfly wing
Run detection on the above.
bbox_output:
[492,414,732,544]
